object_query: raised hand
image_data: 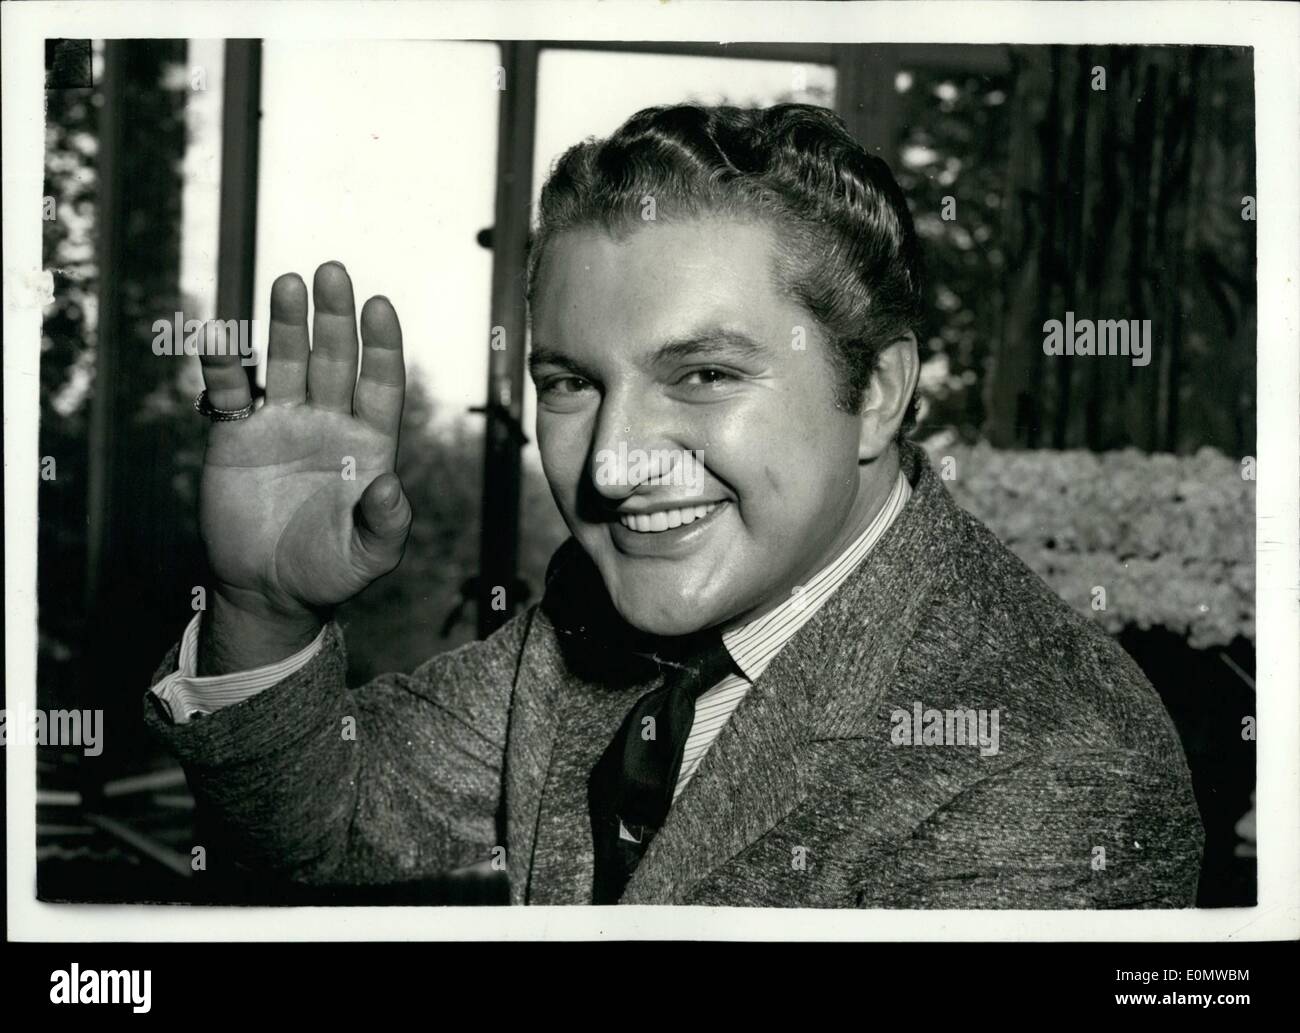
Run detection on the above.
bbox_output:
[194,262,410,673]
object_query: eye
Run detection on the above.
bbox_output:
[536,373,598,411]
[677,367,736,387]
[539,374,594,396]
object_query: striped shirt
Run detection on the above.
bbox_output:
[154,469,912,799]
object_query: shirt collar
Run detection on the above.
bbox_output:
[720,468,912,682]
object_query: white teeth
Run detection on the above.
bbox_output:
[619,502,720,533]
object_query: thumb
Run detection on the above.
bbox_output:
[353,471,412,572]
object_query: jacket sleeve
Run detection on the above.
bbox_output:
[855,749,1206,908]
[143,608,534,889]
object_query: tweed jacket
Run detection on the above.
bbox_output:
[145,443,1204,907]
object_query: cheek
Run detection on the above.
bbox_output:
[536,415,590,503]
[707,394,854,523]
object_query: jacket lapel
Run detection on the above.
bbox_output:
[806,443,962,740]
[514,539,667,903]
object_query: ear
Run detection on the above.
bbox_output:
[858,331,920,461]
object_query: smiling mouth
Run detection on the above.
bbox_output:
[617,501,723,533]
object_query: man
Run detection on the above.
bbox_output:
[147,104,1204,907]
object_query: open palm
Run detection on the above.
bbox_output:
[197,262,411,621]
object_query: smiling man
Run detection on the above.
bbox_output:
[146,104,1204,908]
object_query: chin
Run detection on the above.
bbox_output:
[606,581,723,638]
[621,608,710,638]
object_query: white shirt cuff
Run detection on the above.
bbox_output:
[150,612,326,725]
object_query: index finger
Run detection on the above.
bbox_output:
[197,320,253,412]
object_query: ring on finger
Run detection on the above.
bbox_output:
[194,390,254,422]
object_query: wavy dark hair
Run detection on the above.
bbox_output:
[528,103,924,430]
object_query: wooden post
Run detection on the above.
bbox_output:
[834,44,901,165]
[84,42,127,619]
[216,41,263,329]
[476,42,538,639]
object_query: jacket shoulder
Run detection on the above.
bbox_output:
[898,492,1186,763]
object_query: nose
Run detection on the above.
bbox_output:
[588,388,688,502]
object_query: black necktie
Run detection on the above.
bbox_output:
[588,632,739,904]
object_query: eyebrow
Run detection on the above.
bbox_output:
[649,329,769,367]
[529,328,769,378]
[527,347,593,379]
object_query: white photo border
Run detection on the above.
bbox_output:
[5,0,1297,942]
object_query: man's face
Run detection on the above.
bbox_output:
[529,218,864,637]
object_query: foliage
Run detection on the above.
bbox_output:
[929,442,1254,648]
[40,41,207,716]
[893,64,1013,442]
[39,56,100,700]
[899,47,1255,458]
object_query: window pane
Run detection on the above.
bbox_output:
[255,40,499,425]
[254,41,502,674]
